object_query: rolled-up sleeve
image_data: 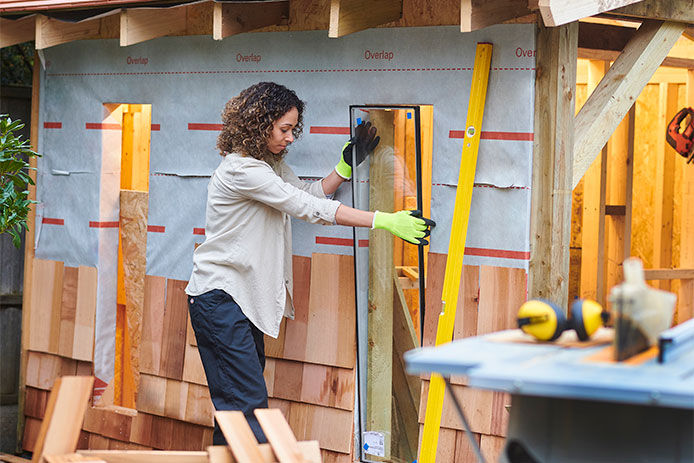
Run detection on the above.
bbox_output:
[230,162,340,225]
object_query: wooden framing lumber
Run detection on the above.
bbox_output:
[0,15,36,47]
[31,376,95,463]
[392,276,419,461]
[213,0,289,40]
[538,0,643,27]
[366,109,395,457]
[214,411,264,463]
[328,0,402,38]
[680,69,694,323]
[206,443,321,463]
[35,11,119,49]
[79,450,208,463]
[529,21,578,308]
[643,269,694,280]
[610,0,694,24]
[580,60,608,304]
[254,409,304,463]
[460,0,533,33]
[573,20,686,189]
[120,4,190,47]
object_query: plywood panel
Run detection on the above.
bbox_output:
[160,279,189,380]
[141,275,166,376]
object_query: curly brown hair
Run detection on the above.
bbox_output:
[217,82,305,165]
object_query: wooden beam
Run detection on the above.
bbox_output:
[653,82,679,292]
[573,20,686,189]
[460,0,533,33]
[0,15,36,48]
[329,0,402,38]
[680,69,694,323]
[528,20,578,309]
[213,0,289,40]
[253,409,304,463]
[35,11,119,49]
[17,48,41,455]
[623,105,635,260]
[610,0,694,24]
[580,60,608,305]
[367,109,395,458]
[538,0,643,27]
[643,268,694,280]
[578,48,694,69]
[120,5,188,47]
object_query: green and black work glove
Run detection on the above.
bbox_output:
[335,121,380,179]
[373,210,436,245]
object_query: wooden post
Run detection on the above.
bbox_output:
[580,60,608,305]
[624,106,636,261]
[529,20,578,310]
[653,83,679,292]
[367,109,395,457]
[679,70,694,323]
[17,50,41,454]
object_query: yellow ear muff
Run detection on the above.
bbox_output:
[570,299,604,341]
[517,299,565,341]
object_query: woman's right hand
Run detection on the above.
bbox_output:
[372,210,436,245]
[335,121,380,179]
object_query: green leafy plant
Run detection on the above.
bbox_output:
[0,115,39,247]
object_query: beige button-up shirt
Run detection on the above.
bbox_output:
[185,152,341,338]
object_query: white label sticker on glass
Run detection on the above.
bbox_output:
[362,431,385,457]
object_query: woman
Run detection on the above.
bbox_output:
[185,82,434,444]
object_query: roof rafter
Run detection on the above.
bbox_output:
[461,0,533,32]
[328,0,402,38]
[213,0,288,40]
[538,0,644,27]
[0,14,35,47]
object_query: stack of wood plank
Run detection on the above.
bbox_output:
[418,253,527,463]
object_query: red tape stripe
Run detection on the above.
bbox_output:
[193,228,205,235]
[449,130,534,141]
[316,237,368,247]
[42,217,64,225]
[189,123,222,131]
[43,122,62,129]
[86,123,121,130]
[89,221,119,228]
[151,124,161,131]
[147,225,165,233]
[310,126,350,135]
[464,247,530,260]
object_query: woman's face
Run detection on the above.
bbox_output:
[267,107,299,155]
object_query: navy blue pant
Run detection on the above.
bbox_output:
[187,289,268,444]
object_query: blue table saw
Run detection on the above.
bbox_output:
[405,327,694,463]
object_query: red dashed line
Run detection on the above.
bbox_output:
[310,126,350,135]
[151,124,161,131]
[43,122,62,129]
[89,221,119,228]
[86,123,121,130]
[42,217,64,225]
[432,183,529,190]
[449,130,534,141]
[193,228,205,235]
[316,237,369,247]
[188,123,223,131]
[465,247,529,260]
[147,225,165,233]
[46,67,533,77]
